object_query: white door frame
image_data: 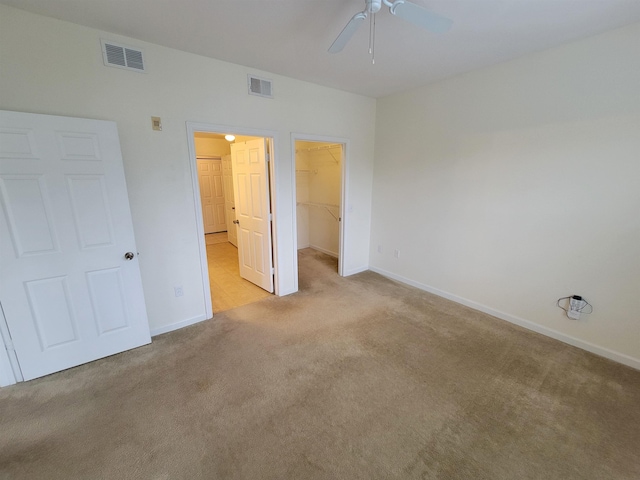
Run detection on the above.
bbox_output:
[291,133,349,291]
[0,303,21,386]
[186,122,280,319]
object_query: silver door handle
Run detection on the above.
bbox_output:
[124,252,135,260]
[233,220,239,225]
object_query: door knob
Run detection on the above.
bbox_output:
[233,220,239,225]
[124,252,135,260]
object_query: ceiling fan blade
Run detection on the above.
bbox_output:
[389,1,452,33]
[328,12,367,53]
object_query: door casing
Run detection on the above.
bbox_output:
[291,133,349,292]
[186,122,280,319]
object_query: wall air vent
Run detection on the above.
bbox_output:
[248,75,273,98]
[101,39,146,73]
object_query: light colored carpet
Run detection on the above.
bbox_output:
[1,249,639,479]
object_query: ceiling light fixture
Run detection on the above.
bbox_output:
[225,134,235,142]
[329,0,452,64]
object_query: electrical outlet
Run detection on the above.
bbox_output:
[394,249,400,259]
[568,295,585,320]
[174,286,184,297]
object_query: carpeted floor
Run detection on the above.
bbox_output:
[1,249,639,479]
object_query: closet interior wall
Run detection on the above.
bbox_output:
[296,142,341,258]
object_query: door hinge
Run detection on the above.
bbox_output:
[269,213,273,221]
[266,153,270,162]
[271,267,275,275]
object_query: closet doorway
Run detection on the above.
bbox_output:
[295,140,344,278]
[193,132,273,313]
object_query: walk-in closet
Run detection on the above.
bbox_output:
[295,141,343,270]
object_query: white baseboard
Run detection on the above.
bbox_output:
[309,244,338,258]
[369,266,640,371]
[343,265,369,276]
[150,314,209,337]
[0,349,17,387]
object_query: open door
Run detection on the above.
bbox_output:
[0,110,151,381]
[230,139,274,293]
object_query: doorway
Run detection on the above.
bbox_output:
[294,139,345,279]
[192,131,274,314]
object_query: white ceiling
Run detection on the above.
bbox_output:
[3,0,640,98]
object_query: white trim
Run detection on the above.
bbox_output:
[309,244,338,258]
[369,266,640,371]
[343,265,369,276]
[0,352,16,387]
[186,124,214,320]
[150,314,209,337]
[291,133,350,292]
[0,304,21,387]
[266,137,279,296]
[278,286,297,297]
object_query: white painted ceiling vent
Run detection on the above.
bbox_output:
[101,39,146,72]
[248,75,273,98]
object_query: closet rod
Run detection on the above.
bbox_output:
[297,201,340,221]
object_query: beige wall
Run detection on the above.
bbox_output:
[295,142,342,257]
[194,135,231,158]
[0,5,376,334]
[1,4,637,374]
[370,23,640,366]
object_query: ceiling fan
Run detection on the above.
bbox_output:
[328,0,452,62]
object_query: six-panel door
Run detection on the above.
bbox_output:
[0,110,151,381]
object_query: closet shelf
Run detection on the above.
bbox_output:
[296,143,341,164]
[296,169,318,174]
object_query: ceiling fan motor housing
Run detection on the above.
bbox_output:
[366,0,382,14]
[329,0,451,54]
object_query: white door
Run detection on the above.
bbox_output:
[230,139,273,293]
[197,158,226,234]
[0,110,151,381]
[222,154,237,247]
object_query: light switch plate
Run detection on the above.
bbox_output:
[151,116,162,131]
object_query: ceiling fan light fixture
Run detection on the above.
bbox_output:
[367,0,382,13]
[328,0,452,56]
[390,0,453,33]
[388,0,405,15]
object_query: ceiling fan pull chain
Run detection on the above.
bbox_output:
[369,10,373,54]
[369,12,377,64]
[328,0,452,57]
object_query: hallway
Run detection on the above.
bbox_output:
[206,233,272,313]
